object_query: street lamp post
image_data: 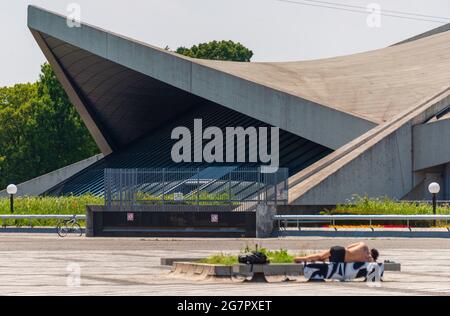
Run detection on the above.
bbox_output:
[428,182,440,227]
[428,182,440,215]
[6,184,17,214]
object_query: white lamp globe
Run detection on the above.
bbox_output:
[428,182,440,194]
[6,184,17,195]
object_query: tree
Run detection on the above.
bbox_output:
[176,40,253,62]
[0,83,39,187]
[0,64,98,189]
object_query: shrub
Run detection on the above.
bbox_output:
[199,253,238,265]
[199,245,307,265]
[329,195,450,215]
[0,195,102,227]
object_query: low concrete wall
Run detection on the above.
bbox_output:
[86,205,257,238]
[0,154,103,197]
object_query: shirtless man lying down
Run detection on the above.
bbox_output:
[294,242,379,263]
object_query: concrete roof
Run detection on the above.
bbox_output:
[27,5,450,154]
[394,23,450,45]
[197,29,450,124]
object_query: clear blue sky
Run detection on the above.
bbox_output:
[1,0,449,87]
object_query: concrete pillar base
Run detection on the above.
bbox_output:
[256,204,276,238]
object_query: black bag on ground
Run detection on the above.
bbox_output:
[238,252,269,265]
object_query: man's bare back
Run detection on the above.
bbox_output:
[345,242,373,262]
[294,242,379,263]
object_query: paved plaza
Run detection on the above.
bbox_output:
[0,234,449,296]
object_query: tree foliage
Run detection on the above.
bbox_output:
[0,64,98,189]
[176,40,253,62]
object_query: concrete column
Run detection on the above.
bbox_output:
[85,206,94,238]
[256,204,276,238]
[445,164,450,200]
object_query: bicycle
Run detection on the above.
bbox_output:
[57,215,83,237]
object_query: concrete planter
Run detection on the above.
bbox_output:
[160,257,205,266]
[167,259,401,282]
[171,262,233,278]
[170,262,305,277]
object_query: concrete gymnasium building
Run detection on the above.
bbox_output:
[19,6,450,206]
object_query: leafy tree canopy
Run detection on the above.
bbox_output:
[0,64,98,189]
[176,40,253,62]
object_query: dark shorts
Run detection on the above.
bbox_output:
[330,246,346,262]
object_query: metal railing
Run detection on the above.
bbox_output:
[105,167,289,211]
[274,214,450,230]
[401,200,450,206]
[0,214,85,227]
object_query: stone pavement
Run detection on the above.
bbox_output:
[0,234,449,296]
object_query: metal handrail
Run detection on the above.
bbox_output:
[274,215,450,221]
[0,214,86,228]
[0,214,86,220]
[274,214,450,230]
[400,200,450,205]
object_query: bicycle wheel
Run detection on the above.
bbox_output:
[57,222,69,237]
[69,222,83,237]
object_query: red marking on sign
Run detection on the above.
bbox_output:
[127,213,134,221]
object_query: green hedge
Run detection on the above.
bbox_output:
[330,196,450,215]
[0,195,103,227]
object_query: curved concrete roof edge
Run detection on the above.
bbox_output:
[27,5,378,150]
[393,23,450,46]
